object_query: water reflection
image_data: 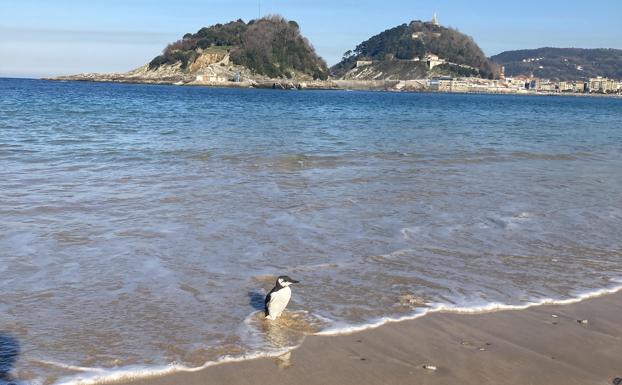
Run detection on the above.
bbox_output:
[248,290,267,313]
[0,332,20,385]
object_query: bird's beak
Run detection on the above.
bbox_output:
[290,279,300,284]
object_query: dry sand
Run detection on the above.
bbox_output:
[113,292,622,385]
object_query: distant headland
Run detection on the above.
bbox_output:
[50,14,622,96]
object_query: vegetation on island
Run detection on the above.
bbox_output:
[491,48,622,80]
[331,20,497,79]
[74,15,622,86]
[148,16,328,80]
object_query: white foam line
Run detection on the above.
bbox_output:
[33,360,107,373]
[55,282,622,385]
[56,348,294,385]
[316,283,622,336]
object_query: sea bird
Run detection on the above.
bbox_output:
[265,276,299,320]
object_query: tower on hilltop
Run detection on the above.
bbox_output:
[432,12,439,26]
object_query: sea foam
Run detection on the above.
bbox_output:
[316,283,622,335]
[57,283,622,385]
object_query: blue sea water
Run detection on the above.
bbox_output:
[1,78,621,384]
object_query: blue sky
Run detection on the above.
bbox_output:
[1,0,621,78]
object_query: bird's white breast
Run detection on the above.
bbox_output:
[267,286,291,319]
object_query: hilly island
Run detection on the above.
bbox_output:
[331,18,497,80]
[56,16,331,88]
[53,15,622,95]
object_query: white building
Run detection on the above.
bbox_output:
[431,13,439,26]
[589,76,616,92]
[425,54,445,69]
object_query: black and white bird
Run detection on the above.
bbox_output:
[264,276,299,320]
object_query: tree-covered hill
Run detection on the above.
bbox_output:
[491,48,622,80]
[331,20,497,79]
[149,16,328,80]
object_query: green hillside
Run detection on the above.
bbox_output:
[331,20,497,79]
[491,48,622,80]
[148,16,328,80]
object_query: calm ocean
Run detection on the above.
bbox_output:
[1,78,621,384]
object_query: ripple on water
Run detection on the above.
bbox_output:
[2,81,622,385]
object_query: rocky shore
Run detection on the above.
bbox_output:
[47,73,622,98]
[48,72,413,92]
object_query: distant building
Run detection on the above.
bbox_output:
[432,12,439,26]
[447,79,469,92]
[539,81,557,92]
[428,77,439,90]
[589,76,616,93]
[574,81,586,93]
[527,78,541,90]
[559,81,573,92]
[504,77,527,89]
[425,54,445,69]
[195,73,227,83]
[428,76,451,91]
[437,78,451,92]
[356,60,373,68]
[427,77,470,92]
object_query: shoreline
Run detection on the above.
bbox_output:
[59,286,622,385]
[40,77,622,98]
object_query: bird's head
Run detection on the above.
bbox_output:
[277,275,299,287]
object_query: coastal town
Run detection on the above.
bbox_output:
[343,55,622,95]
[327,14,622,96]
[425,73,622,95]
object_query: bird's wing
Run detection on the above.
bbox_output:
[264,288,277,314]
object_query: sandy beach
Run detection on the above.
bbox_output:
[92,290,622,385]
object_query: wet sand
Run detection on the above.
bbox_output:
[106,291,622,385]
